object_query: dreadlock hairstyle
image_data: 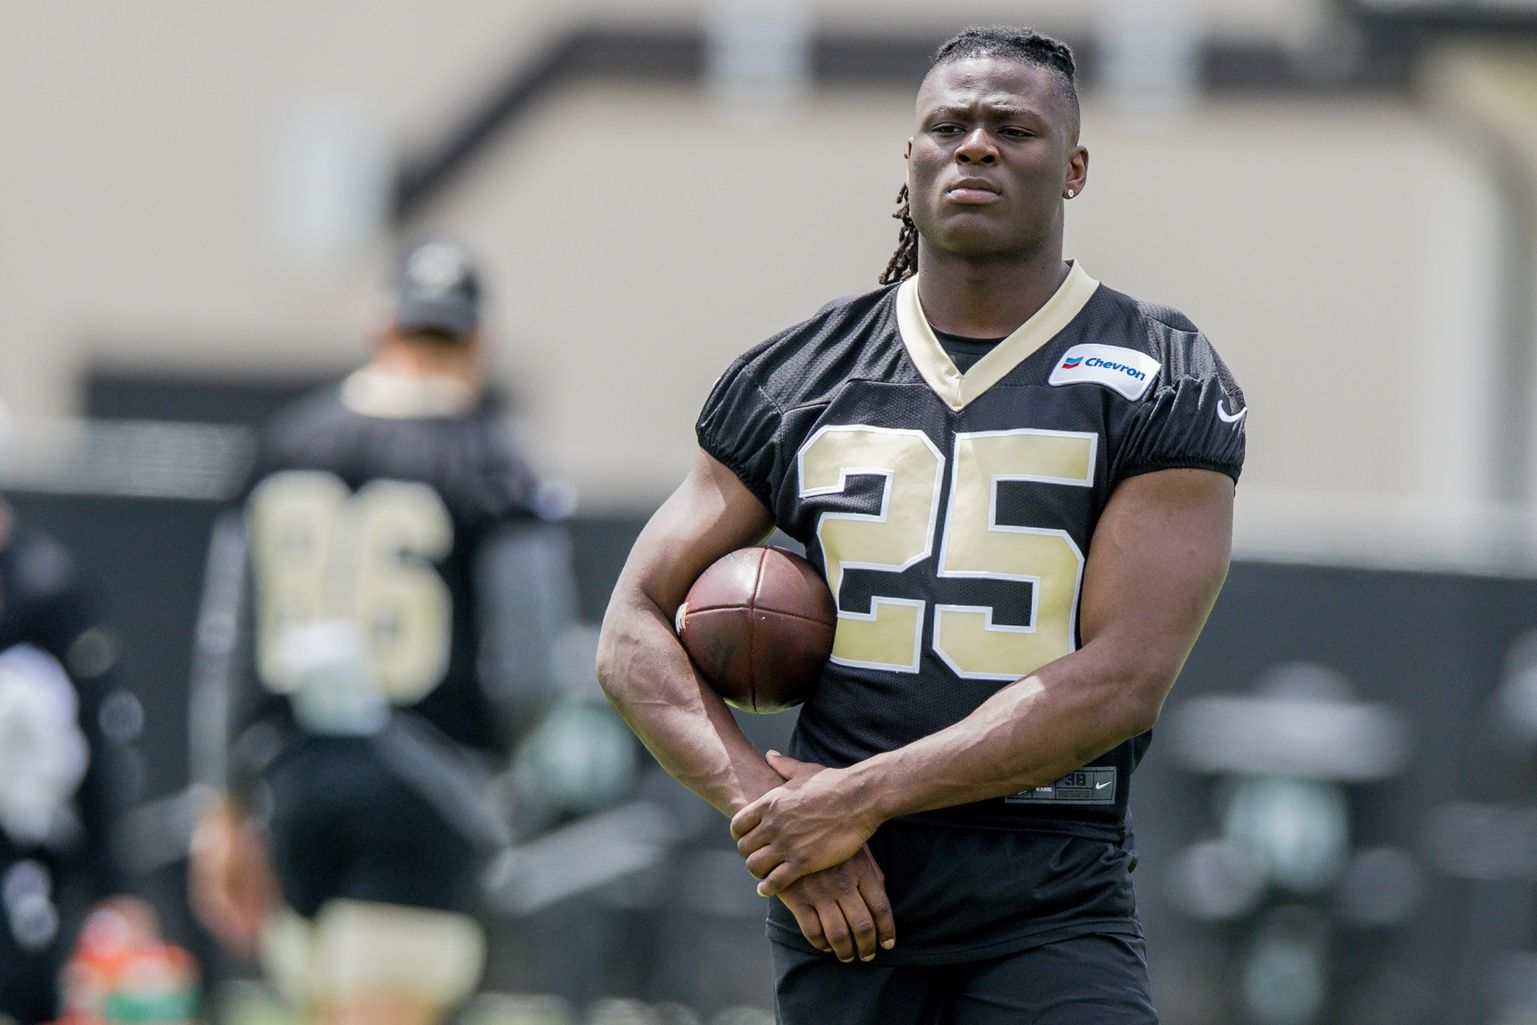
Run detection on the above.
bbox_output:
[879,26,1080,285]
[879,183,921,287]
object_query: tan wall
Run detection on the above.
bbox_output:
[0,1,1522,564]
[1425,41,1537,505]
[420,86,1499,517]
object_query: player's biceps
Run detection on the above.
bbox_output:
[622,462,771,611]
[1079,474,1233,730]
[687,449,775,548]
[1080,470,1232,647]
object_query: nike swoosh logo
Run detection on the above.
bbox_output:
[1217,400,1247,424]
[1096,780,1112,790]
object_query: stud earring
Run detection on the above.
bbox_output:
[1065,188,1076,199]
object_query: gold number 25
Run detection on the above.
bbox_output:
[798,425,1096,681]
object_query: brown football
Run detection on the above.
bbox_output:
[676,546,836,713]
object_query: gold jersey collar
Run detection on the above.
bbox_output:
[896,262,1101,412]
[340,365,477,419]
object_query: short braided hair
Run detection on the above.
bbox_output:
[879,26,1079,285]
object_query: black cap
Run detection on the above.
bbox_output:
[392,238,481,339]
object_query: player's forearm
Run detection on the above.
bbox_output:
[846,473,1232,825]
[847,643,1168,823]
[596,589,783,817]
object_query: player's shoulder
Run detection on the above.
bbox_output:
[254,382,352,454]
[718,283,900,409]
[1088,281,1236,388]
[248,379,542,525]
[243,383,351,487]
[456,409,550,524]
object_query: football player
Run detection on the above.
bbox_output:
[597,26,1245,1024]
[0,494,157,1024]
[188,239,578,1025]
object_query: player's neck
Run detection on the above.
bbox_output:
[913,243,1070,339]
[372,340,481,397]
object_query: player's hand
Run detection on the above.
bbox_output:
[732,750,881,897]
[775,845,895,963]
[188,797,277,959]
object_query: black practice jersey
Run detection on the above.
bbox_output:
[698,264,1246,841]
[222,367,567,786]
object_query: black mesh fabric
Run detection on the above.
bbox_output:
[696,276,1246,840]
[234,385,545,760]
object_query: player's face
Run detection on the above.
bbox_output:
[906,57,1087,262]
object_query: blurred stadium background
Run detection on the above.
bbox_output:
[6,1,1537,1023]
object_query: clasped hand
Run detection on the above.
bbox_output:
[735,751,894,962]
[731,750,880,897]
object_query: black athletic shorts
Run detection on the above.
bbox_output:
[771,930,1157,1025]
[263,732,488,919]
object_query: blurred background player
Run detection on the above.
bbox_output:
[0,472,159,1024]
[188,239,578,1025]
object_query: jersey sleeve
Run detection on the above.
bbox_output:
[695,356,783,508]
[186,508,279,801]
[473,519,577,747]
[1111,351,1246,484]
